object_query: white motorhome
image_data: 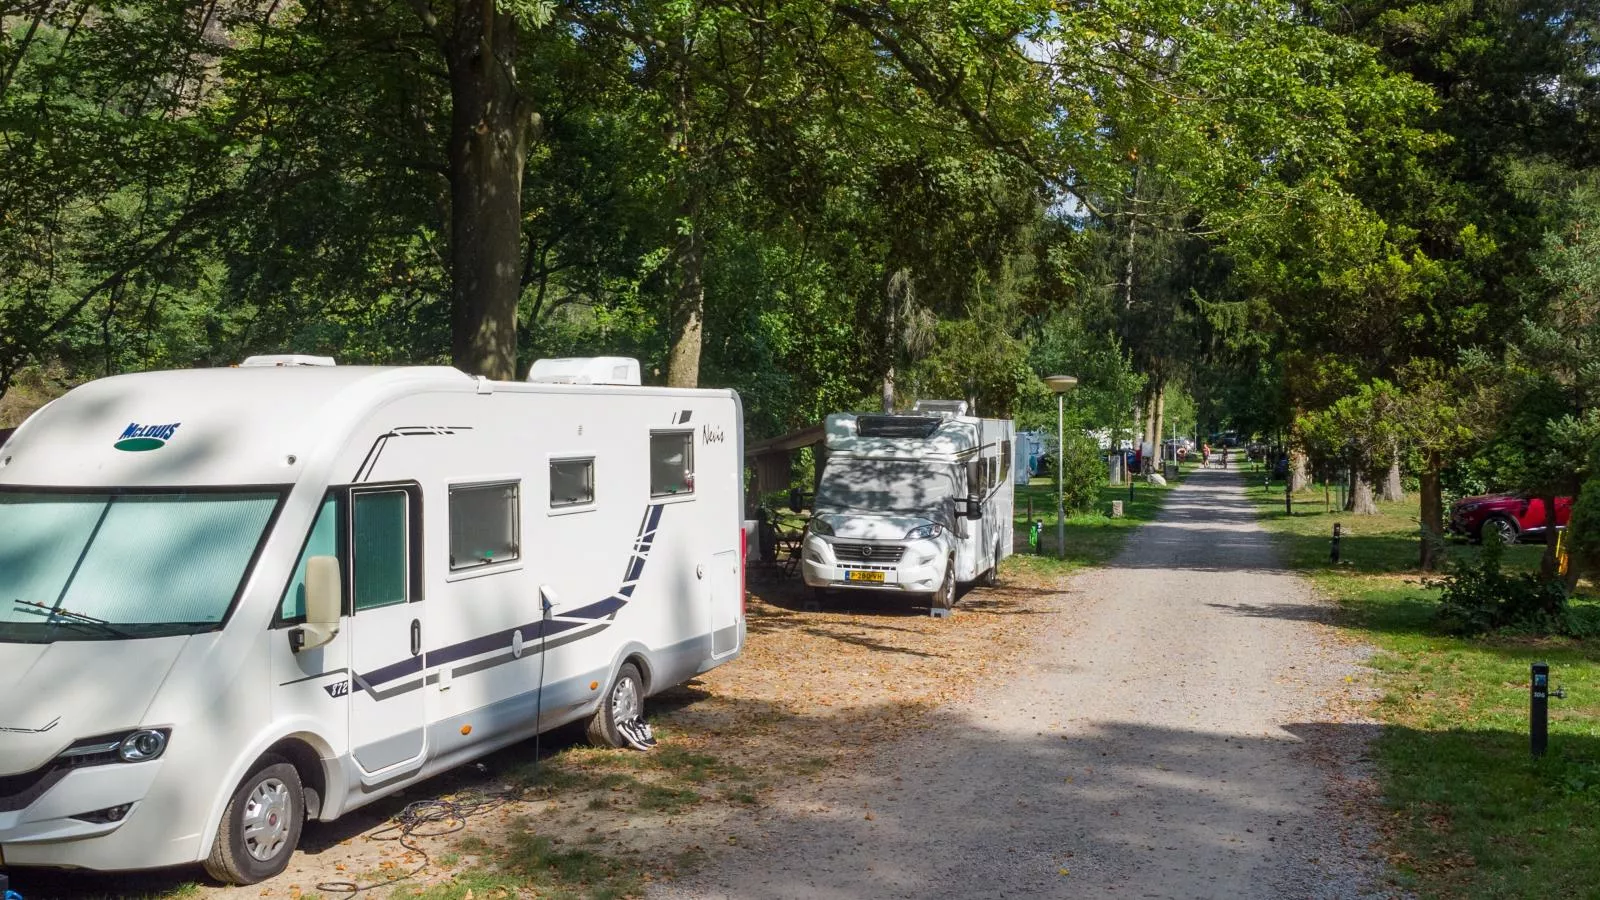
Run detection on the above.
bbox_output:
[800,404,1015,610]
[0,356,745,884]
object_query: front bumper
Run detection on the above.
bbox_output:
[0,749,210,871]
[799,536,945,593]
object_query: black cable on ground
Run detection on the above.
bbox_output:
[314,787,518,897]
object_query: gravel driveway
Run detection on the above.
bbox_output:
[652,467,1390,899]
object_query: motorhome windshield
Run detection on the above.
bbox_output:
[0,489,281,643]
[814,458,960,522]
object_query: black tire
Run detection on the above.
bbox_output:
[587,662,645,749]
[932,556,956,611]
[203,756,304,885]
[1484,515,1520,545]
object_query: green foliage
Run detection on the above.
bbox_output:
[1035,430,1108,513]
[1430,541,1569,636]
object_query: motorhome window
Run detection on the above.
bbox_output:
[353,490,409,610]
[0,490,279,642]
[814,459,961,522]
[449,481,520,570]
[550,458,595,508]
[280,496,339,621]
[650,432,695,497]
[1000,440,1012,483]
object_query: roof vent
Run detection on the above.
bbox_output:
[912,399,968,417]
[241,354,337,367]
[528,357,641,386]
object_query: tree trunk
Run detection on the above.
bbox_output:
[1348,469,1378,515]
[1151,382,1166,465]
[447,4,530,381]
[1381,447,1404,502]
[1419,450,1443,572]
[1542,493,1561,581]
[1290,449,1310,493]
[664,212,704,387]
[881,273,897,412]
[664,58,704,389]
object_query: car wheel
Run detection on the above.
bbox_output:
[587,662,645,749]
[1485,515,1520,545]
[932,556,957,611]
[203,756,304,885]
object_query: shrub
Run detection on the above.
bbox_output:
[1036,431,1108,512]
[1432,540,1569,635]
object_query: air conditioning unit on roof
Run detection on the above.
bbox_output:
[527,357,641,386]
[912,399,968,417]
[240,355,336,367]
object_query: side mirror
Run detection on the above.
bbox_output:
[292,555,342,653]
[966,495,983,520]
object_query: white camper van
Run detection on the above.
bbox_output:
[800,404,1015,610]
[0,356,745,883]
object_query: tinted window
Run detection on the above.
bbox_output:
[449,482,520,570]
[650,433,694,497]
[353,491,408,610]
[280,496,339,621]
[551,458,595,508]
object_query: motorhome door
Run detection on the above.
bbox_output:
[348,486,427,777]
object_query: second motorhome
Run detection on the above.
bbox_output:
[0,356,744,884]
[801,404,1015,610]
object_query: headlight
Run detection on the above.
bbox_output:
[118,729,169,762]
[904,523,943,541]
[809,518,834,536]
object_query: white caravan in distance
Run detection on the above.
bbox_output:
[0,355,745,884]
[800,402,1015,610]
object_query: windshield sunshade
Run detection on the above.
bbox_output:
[0,490,280,642]
[814,459,960,522]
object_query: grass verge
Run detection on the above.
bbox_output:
[1251,482,1600,899]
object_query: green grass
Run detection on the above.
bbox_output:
[1251,483,1600,898]
[1007,464,1192,576]
[412,819,641,900]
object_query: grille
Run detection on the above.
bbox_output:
[0,764,69,812]
[832,542,905,564]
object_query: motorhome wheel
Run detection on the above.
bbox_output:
[587,662,645,749]
[203,756,305,885]
[933,557,956,611]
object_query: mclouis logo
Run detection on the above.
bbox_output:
[115,421,182,452]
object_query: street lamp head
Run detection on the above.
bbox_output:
[1044,375,1079,394]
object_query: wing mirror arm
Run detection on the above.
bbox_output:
[291,555,342,653]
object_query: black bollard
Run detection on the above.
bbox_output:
[1331,522,1342,564]
[1532,662,1550,758]
[1285,479,1293,516]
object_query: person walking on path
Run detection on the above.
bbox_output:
[1201,442,1212,468]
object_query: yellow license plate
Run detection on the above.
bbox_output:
[846,570,885,583]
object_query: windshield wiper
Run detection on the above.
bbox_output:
[11,599,137,639]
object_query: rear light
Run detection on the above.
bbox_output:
[739,527,748,617]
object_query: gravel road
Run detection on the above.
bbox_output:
[651,467,1390,899]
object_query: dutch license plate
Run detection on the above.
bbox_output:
[846,570,885,583]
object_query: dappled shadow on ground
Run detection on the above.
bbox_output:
[4,702,1393,900]
[654,704,1391,899]
[1208,601,1338,625]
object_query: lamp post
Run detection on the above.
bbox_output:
[1044,375,1079,559]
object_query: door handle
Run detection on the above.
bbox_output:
[410,619,421,656]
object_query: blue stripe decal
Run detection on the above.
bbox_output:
[355,502,667,690]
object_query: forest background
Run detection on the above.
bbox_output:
[1,0,1597,580]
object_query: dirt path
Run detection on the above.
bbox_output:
[652,467,1390,899]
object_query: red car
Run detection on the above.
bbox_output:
[1449,493,1572,544]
